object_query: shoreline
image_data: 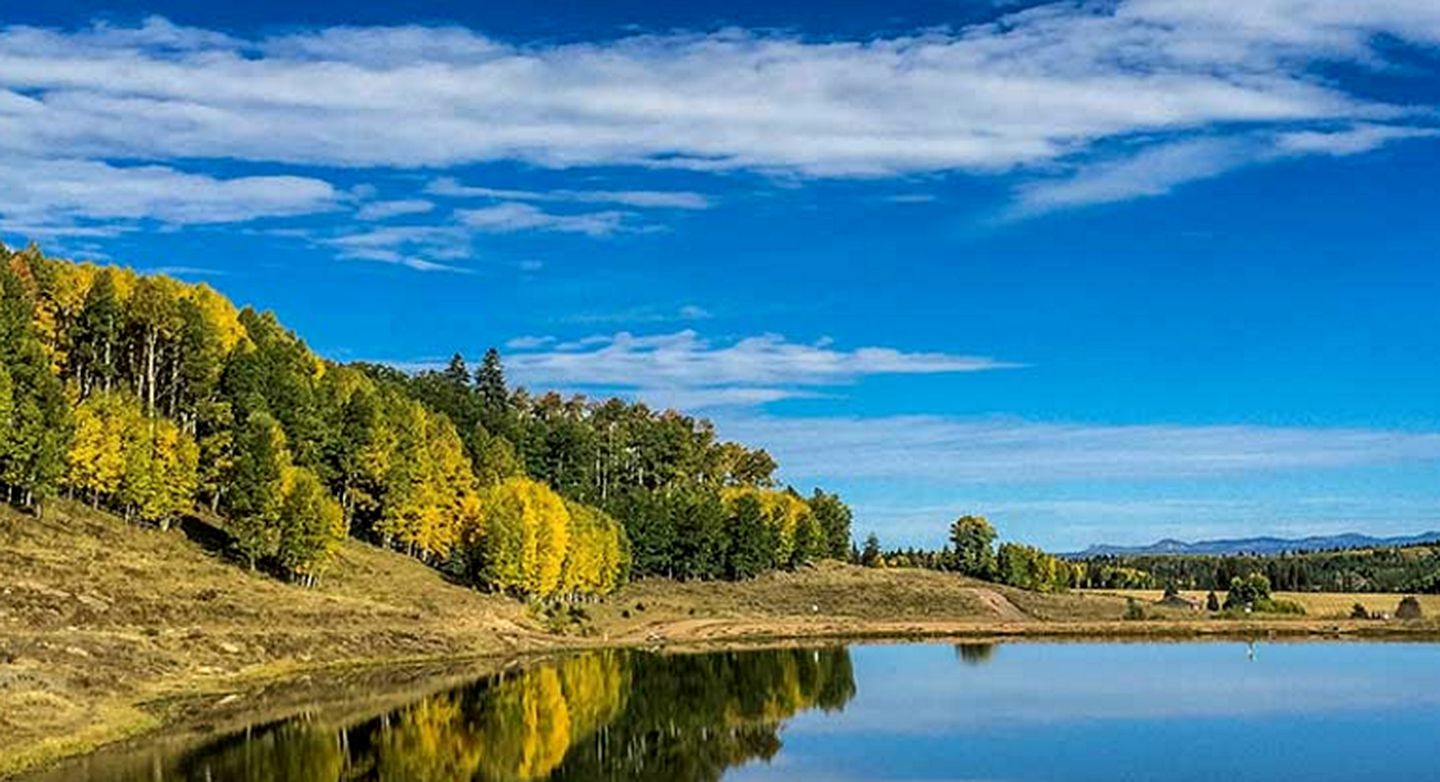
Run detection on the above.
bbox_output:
[10,615,1439,780]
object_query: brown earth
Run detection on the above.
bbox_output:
[3,501,1437,778]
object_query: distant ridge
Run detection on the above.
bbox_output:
[1068,531,1440,558]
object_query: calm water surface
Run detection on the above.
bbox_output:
[35,642,1440,781]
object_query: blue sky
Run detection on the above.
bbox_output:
[4,0,1440,549]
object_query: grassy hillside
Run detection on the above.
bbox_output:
[0,501,547,776]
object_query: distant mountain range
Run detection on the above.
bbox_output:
[1068,531,1440,558]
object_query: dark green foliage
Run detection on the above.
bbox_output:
[223,411,290,567]
[726,494,774,579]
[994,542,1071,593]
[0,255,71,513]
[860,532,883,568]
[1206,590,1221,611]
[1350,602,1370,619]
[1396,595,1423,620]
[949,515,997,578]
[1124,597,1146,621]
[809,489,853,560]
[1223,573,1271,610]
[1078,542,1440,594]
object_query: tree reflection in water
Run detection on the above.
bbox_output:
[146,647,855,781]
[954,644,997,666]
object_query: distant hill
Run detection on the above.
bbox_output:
[1069,531,1440,558]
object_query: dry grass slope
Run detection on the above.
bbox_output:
[0,501,545,777]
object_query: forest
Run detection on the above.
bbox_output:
[1075,543,1440,594]
[0,243,851,598]
[866,515,1440,595]
[862,515,1085,593]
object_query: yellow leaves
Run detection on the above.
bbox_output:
[185,283,246,354]
[67,391,197,525]
[67,392,131,499]
[473,477,628,598]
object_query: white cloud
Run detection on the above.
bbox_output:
[715,414,1440,483]
[458,202,628,236]
[0,156,336,231]
[505,335,556,350]
[503,330,1018,407]
[1011,137,1253,214]
[429,178,710,209]
[2,3,1437,178]
[355,198,435,220]
[1012,122,1440,215]
[318,224,473,273]
[1275,123,1440,156]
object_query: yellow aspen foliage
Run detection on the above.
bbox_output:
[121,415,199,528]
[276,466,346,583]
[474,477,570,597]
[184,283,246,354]
[560,500,628,597]
[66,391,133,503]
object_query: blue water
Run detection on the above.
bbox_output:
[729,642,1440,782]
[32,641,1440,781]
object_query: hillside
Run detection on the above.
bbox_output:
[0,501,548,776]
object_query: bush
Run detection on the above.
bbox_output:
[1223,573,1272,610]
[1124,597,1146,621]
[1350,602,1370,620]
[1397,596,1424,620]
[1205,591,1220,612]
[1253,598,1305,615]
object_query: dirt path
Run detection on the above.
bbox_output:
[967,587,1031,621]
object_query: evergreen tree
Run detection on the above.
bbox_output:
[224,411,291,568]
[859,533,883,568]
[950,515,997,578]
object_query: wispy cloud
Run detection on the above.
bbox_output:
[716,414,1440,483]
[317,225,473,273]
[0,156,336,233]
[1011,137,1253,215]
[429,178,711,209]
[1275,123,1440,156]
[355,198,435,221]
[458,203,629,237]
[502,330,1019,407]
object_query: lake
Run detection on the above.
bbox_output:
[30,641,1440,781]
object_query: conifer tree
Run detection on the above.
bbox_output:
[225,411,291,568]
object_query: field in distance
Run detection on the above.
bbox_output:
[1082,589,1440,619]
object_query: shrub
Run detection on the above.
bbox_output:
[1253,598,1305,615]
[1124,597,1146,621]
[1350,602,1370,620]
[1397,596,1424,620]
[1205,591,1220,612]
[1223,573,1272,610]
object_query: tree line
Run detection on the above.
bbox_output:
[856,516,1081,593]
[0,244,852,596]
[1076,542,1440,594]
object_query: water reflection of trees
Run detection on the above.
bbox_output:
[954,644,997,666]
[167,647,855,781]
